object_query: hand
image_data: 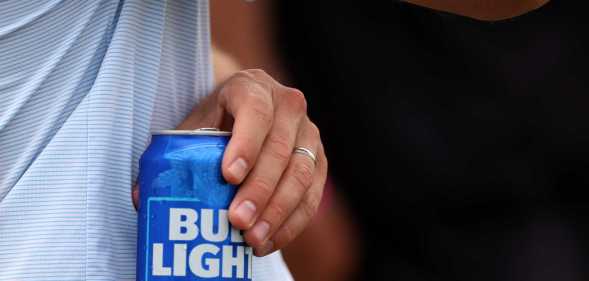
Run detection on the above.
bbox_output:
[134,69,327,256]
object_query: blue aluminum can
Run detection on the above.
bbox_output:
[137,129,253,281]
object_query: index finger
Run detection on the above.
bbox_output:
[219,72,275,184]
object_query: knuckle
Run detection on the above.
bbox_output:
[219,76,251,102]
[308,122,321,139]
[227,72,271,97]
[301,193,321,220]
[249,175,275,198]
[229,69,274,101]
[244,233,263,248]
[240,89,272,123]
[245,82,270,98]
[266,133,292,163]
[266,203,288,222]
[229,70,273,93]
[292,161,314,190]
[284,88,307,114]
[250,103,274,128]
[224,73,252,91]
[244,68,269,78]
[232,70,257,81]
[236,69,273,91]
[242,85,273,117]
[243,81,271,102]
[276,225,295,246]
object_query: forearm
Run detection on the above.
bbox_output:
[210,0,285,81]
[212,46,242,86]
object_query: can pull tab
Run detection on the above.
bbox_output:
[152,128,231,136]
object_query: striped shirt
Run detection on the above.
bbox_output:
[0,0,293,280]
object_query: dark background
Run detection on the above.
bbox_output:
[275,1,589,280]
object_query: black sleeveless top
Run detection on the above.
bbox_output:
[277,1,589,280]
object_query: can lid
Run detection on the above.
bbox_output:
[152,128,231,136]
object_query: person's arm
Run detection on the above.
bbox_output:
[134,45,327,257]
[188,43,330,257]
[403,0,550,21]
[210,2,360,281]
[212,46,241,86]
[210,0,284,81]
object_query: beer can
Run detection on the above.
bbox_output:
[137,129,253,281]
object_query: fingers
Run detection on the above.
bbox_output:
[243,122,326,255]
[218,71,276,184]
[261,183,322,256]
[257,142,327,256]
[228,95,307,230]
[151,68,327,256]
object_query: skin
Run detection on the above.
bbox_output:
[210,24,361,278]
[403,0,551,21]
[208,0,554,278]
[133,60,328,257]
[209,1,361,276]
[280,192,360,281]
[138,0,548,266]
[209,0,285,81]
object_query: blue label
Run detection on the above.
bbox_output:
[145,198,253,281]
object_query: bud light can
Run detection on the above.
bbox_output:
[137,129,253,281]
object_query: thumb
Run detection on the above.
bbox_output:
[132,184,139,210]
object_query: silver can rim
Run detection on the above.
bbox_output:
[152,128,231,136]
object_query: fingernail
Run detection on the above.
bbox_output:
[235,200,257,227]
[256,240,274,256]
[251,221,271,243]
[228,158,248,182]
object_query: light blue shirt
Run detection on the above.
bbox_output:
[0,1,293,280]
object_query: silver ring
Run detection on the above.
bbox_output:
[293,146,317,164]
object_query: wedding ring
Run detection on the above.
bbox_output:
[293,146,317,164]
